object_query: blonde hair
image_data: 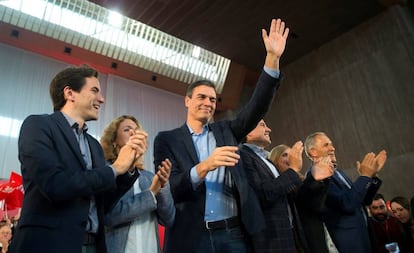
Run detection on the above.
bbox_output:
[268,144,290,165]
[100,115,142,162]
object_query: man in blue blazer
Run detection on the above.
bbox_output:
[9,66,146,253]
[304,132,387,253]
[153,19,289,253]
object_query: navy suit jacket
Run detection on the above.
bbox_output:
[9,111,138,253]
[153,70,280,253]
[240,145,309,253]
[322,169,381,253]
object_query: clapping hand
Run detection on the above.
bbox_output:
[312,156,334,181]
[288,141,303,172]
[150,158,172,195]
[357,150,387,178]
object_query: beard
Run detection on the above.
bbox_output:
[373,213,387,221]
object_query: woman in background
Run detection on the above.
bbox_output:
[390,196,414,251]
[101,115,175,253]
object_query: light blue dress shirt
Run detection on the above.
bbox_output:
[188,67,279,222]
[189,124,238,222]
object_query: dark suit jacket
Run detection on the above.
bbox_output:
[322,169,382,253]
[153,70,280,253]
[9,111,138,253]
[240,145,309,253]
[296,171,331,253]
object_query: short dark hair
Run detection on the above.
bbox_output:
[186,79,216,97]
[373,193,385,201]
[49,65,98,111]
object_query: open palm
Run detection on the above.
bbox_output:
[262,18,289,58]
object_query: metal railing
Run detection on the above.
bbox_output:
[0,0,230,92]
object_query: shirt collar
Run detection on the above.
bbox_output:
[244,143,269,159]
[61,112,88,133]
[186,123,209,136]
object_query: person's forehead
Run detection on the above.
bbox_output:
[371,199,386,206]
[283,148,291,153]
[120,119,139,128]
[315,134,331,144]
[391,202,404,209]
[193,85,216,95]
[82,76,100,88]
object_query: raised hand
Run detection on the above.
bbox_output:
[113,130,148,175]
[312,156,334,181]
[288,141,303,172]
[196,146,239,179]
[126,129,148,160]
[356,152,377,177]
[374,150,387,174]
[262,18,289,69]
[113,144,140,175]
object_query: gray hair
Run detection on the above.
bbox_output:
[304,131,326,159]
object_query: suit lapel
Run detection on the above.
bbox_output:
[179,124,199,164]
[333,169,352,189]
[51,112,87,169]
[86,134,100,169]
[210,124,224,147]
[243,145,275,178]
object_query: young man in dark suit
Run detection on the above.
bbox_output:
[153,19,289,253]
[9,65,147,253]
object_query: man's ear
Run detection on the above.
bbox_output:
[184,96,191,107]
[63,86,74,102]
[308,147,317,159]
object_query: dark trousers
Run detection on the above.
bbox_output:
[195,225,248,253]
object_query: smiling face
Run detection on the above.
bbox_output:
[308,134,337,164]
[73,77,104,121]
[185,84,216,125]
[246,120,272,148]
[63,76,104,125]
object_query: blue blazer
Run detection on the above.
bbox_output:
[9,111,137,253]
[240,145,309,253]
[153,70,280,253]
[322,169,381,253]
[105,170,175,253]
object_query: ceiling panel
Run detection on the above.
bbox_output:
[89,0,385,71]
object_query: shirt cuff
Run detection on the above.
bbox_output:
[109,165,117,178]
[190,166,203,189]
[109,165,137,178]
[150,190,158,205]
[263,66,280,79]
